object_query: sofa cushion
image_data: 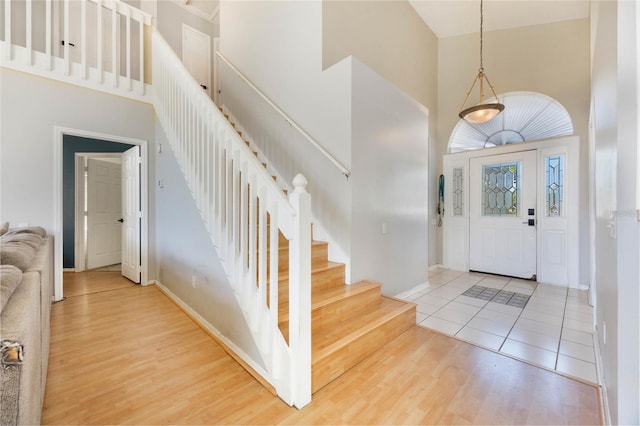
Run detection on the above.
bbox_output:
[0,233,43,250]
[0,222,8,236]
[3,226,46,238]
[0,272,42,426]
[0,243,36,271]
[0,265,22,312]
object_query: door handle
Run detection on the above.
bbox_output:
[118,218,124,223]
[521,219,535,226]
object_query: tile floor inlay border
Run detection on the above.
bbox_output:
[462,285,531,308]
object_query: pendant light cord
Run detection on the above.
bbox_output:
[479,0,484,71]
[458,0,505,119]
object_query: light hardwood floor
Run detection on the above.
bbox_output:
[43,273,602,425]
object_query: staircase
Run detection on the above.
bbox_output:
[1,0,416,408]
[220,109,416,393]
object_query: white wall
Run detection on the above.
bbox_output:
[0,68,154,234]
[591,0,640,423]
[154,122,265,367]
[218,58,353,264]
[220,0,353,268]
[322,0,439,267]
[350,59,429,294]
[220,0,352,168]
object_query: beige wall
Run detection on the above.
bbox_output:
[437,18,591,276]
[322,1,438,111]
[322,0,440,265]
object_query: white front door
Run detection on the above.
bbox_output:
[121,146,141,283]
[469,150,538,279]
[182,24,211,95]
[86,158,122,269]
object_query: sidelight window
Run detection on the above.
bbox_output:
[545,155,564,217]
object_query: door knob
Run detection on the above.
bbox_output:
[118,218,124,223]
[521,219,535,226]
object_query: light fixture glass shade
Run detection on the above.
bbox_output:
[458,102,505,123]
[458,0,505,125]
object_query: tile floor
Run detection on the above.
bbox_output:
[401,268,598,384]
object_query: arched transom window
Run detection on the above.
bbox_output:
[448,91,574,153]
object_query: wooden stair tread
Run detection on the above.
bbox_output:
[310,296,416,392]
[277,261,343,281]
[269,240,327,253]
[310,280,380,310]
[278,280,379,317]
[312,296,415,359]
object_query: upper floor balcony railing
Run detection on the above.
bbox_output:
[1,0,152,102]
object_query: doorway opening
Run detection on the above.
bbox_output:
[54,127,149,301]
[73,153,125,274]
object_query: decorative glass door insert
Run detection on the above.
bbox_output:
[482,162,521,216]
[545,155,564,217]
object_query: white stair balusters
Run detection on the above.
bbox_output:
[152,30,312,409]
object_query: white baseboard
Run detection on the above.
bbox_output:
[152,280,274,390]
[62,268,75,272]
[428,264,445,271]
[395,281,430,300]
[593,330,611,425]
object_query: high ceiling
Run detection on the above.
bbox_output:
[408,0,590,38]
[181,0,590,37]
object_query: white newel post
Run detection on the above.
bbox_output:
[288,173,312,409]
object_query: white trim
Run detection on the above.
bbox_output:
[588,100,597,306]
[170,0,216,22]
[213,37,220,105]
[637,0,640,223]
[210,6,220,21]
[62,268,76,272]
[593,332,611,425]
[153,280,273,386]
[53,126,149,302]
[395,281,430,300]
[74,155,86,272]
[429,264,445,271]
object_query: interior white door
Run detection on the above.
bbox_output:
[182,24,211,95]
[121,146,141,283]
[86,158,122,269]
[469,150,538,279]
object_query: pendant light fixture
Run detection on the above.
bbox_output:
[458,0,504,124]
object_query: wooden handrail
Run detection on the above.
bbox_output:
[216,52,351,179]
